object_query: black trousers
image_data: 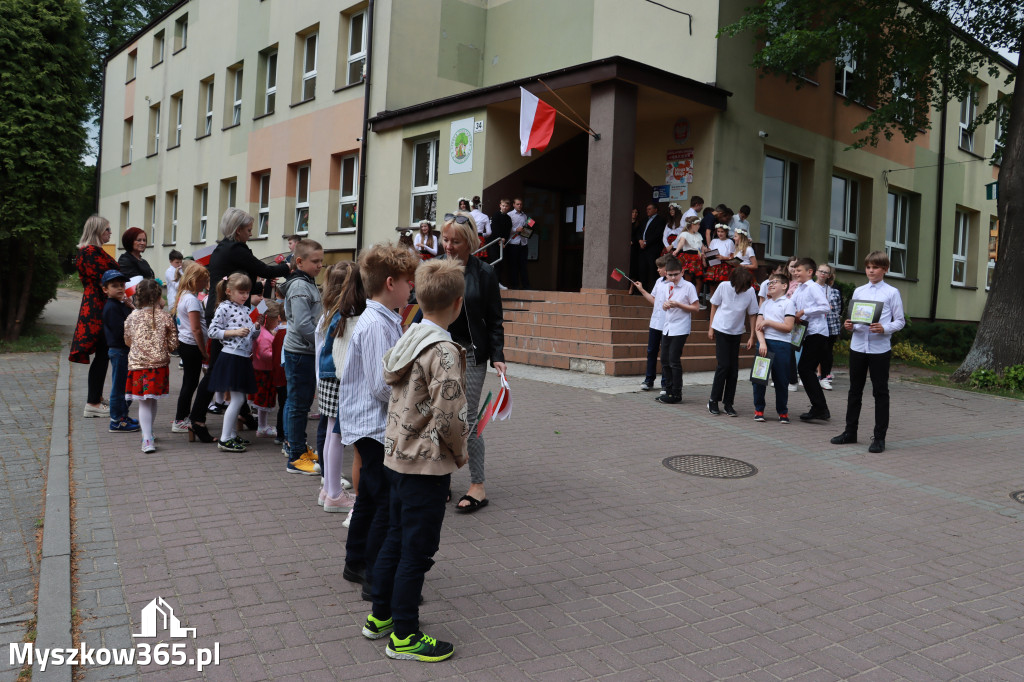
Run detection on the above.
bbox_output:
[87,334,109,405]
[660,333,689,397]
[710,332,741,406]
[846,350,891,439]
[797,333,829,412]
[506,243,530,288]
[345,438,390,591]
[176,342,204,421]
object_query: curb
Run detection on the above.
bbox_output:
[34,346,72,682]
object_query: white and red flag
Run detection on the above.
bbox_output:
[192,244,216,266]
[519,87,556,156]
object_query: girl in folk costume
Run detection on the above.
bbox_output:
[673,215,705,293]
[471,196,492,259]
[413,220,438,260]
[705,224,736,293]
[172,261,210,435]
[661,203,684,255]
[732,227,759,285]
[207,273,261,452]
[249,300,283,437]
[123,279,179,453]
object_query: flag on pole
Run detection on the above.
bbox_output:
[249,299,268,323]
[520,87,556,156]
[124,275,143,297]
[192,243,216,266]
[611,268,636,285]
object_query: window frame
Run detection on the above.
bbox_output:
[169,92,183,148]
[993,98,1007,162]
[952,210,969,286]
[204,80,214,136]
[147,103,161,157]
[232,67,244,126]
[126,50,137,82]
[885,191,911,278]
[835,51,857,98]
[410,137,440,223]
[198,185,209,242]
[152,30,165,66]
[167,191,178,245]
[122,118,133,166]
[173,13,188,53]
[301,32,318,102]
[257,173,271,237]
[338,154,358,231]
[346,11,367,85]
[760,153,800,259]
[294,164,311,235]
[828,174,859,269]
[959,87,976,153]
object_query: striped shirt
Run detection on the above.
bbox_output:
[337,300,403,445]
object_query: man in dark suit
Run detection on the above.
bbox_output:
[638,202,666,290]
[489,198,513,287]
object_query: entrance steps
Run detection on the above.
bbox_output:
[501,289,756,376]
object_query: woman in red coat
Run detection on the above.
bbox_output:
[70,215,119,417]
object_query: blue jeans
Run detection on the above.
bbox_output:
[753,339,791,415]
[371,469,450,638]
[107,348,129,420]
[283,351,315,461]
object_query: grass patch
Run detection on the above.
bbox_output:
[0,328,63,354]
[60,272,84,292]
[910,374,1024,400]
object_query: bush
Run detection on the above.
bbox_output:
[969,369,1000,389]
[892,341,940,367]
[893,320,977,363]
[1001,364,1024,392]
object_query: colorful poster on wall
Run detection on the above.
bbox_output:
[449,117,474,175]
[665,148,694,185]
[673,118,690,145]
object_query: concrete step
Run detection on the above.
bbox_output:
[503,348,755,375]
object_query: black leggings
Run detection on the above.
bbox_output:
[176,343,204,421]
[87,334,109,405]
[189,339,221,424]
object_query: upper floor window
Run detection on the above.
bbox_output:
[885,191,911,278]
[198,78,214,137]
[295,165,310,234]
[152,30,165,66]
[232,67,243,125]
[959,87,976,153]
[126,49,137,82]
[299,32,318,102]
[828,175,858,269]
[257,48,278,116]
[169,92,183,148]
[993,98,1007,163]
[347,12,367,85]
[173,14,188,53]
[147,103,161,156]
[760,154,799,258]
[122,118,133,166]
[952,210,970,286]
[339,155,358,230]
[257,173,271,237]
[145,196,156,243]
[166,191,178,244]
[835,51,856,97]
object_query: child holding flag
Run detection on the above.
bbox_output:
[657,259,700,404]
[631,254,675,393]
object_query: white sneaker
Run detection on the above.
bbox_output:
[341,478,353,490]
[498,283,508,290]
[141,438,156,454]
[170,419,191,433]
[83,403,107,418]
[819,378,833,390]
[788,383,798,392]
[342,507,355,528]
[324,489,356,513]
[318,487,326,507]
[257,426,278,438]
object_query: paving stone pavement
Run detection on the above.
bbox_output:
[0,351,58,682]
[58,350,1024,680]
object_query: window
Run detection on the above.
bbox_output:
[173,14,188,52]
[346,11,367,85]
[828,175,858,269]
[198,78,214,137]
[145,196,156,243]
[147,103,160,156]
[994,98,1007,163]
[959,87,976,152]
[294,165,310,234]
[952,211,969,286]
[152,30,164,66]
[298,31,318,102]
[166,191,178,245]
[411,138,439,222]
[257,173,271,237]
[227,179,237,209]
[339,155,358,230]
[120,202,130,234]
[231,66,243,126]
[169,92,183,148]
[258,48,278,116]
[126,49,137,82]
[835,51,856,97]
[760,154,799,258]
[195,185,209,241]
[987,216,998,290]
[122,118,133,165]
[885,191,911,278]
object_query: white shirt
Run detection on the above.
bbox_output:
[737,246,755,265]
[757,279,771,300]
[791,279,830,337]
[729,216,750,238]
[165,264,180,307]
[662,225,683,250]
[470,209,491,238]
[649,278,669,331]
[662,280,699,336]
[413,232,437,255]
[678,231,704,252]
[175,292,206,346]
[508,209,528,245]
[849,280,906,354]
[710,285,758,335]
[758,296,797,343]
[683,207,700,223]
[709,237,734,258]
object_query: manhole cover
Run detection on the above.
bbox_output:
[1010,491,1024,505]
[662,455,757,479]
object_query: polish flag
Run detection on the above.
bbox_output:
[519,87,556,156]
[124,275,144,297]
[192,244,216,266]
[249,299,268,323]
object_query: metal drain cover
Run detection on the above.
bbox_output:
[662,455,757,479]
[1010,491,1024,505]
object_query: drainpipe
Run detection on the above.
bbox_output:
[94,67,106,212]
[355,0,375,254]
[929,39,950,322]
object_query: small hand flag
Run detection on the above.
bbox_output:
[249,299,268,323]
[192,244,216,266]
[124,275,144,297]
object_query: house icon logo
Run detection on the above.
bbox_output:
[132,597,197,639]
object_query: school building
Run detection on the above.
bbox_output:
[97,0,1007,373]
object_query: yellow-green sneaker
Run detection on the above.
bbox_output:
[385,631,454,662]
[361,613,393,640]
[286,457,317,475]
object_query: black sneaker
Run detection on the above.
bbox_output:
[386,632,455,662]
[707,400,720,415]
[343,563,365,584]
[208,402,228,415]
[830,432,857,445]
[640,381,653,391]
[799,409,830,422]
[868,438,886,453]
[656,395,681,404]
[724,405,737,417]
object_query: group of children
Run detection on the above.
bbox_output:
[635,238,906,452]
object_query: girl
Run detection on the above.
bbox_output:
[705,224,736,295]
[733,228,758,275]
[707,267,758,417]
[817,263,842,390]
[250,301,283,437]
[413,220,438,260]
[672,215,705,294]
[317,262,366,514]
[662,203,684,254]
[207,273,261,452]
[471,195,491,259]
[173,262,210,435]
[123,279,179,453]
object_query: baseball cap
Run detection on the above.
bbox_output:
[101,270,129,285]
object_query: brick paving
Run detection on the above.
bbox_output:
[58,351,1024,680]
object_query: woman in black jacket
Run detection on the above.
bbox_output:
[440,211,506,513]
[117,227,155,280]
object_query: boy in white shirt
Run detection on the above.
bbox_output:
[633,254,675,392]
[831,251,905,453]
[707,267,758,416]
[656,259,699,404]
[753,272,797,423]
[791,258,832,421]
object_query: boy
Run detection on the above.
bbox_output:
[790,257,832,421]
[279,238,324,474]
[100,270,139,433]
[683,195,704,223]
[657,259,699,404]
[633,254,675,393]
[831,251,906,453]
[361,259,469,662]
[753,272,796,423]
[283,234,301,264]
[165,249,183,309]
[341,243,419,604]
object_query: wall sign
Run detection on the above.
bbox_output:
[448,117,474,175]
[673,118,690,145]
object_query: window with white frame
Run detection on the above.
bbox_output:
[197,185,209,241]
[120,202,129,234]
[885,191,910,277]
[828,175,858,268]
[232,67,243,125]
[347,12,366,85]
[295,165,310,234]
[952,211,969,286]
[173,13,188,52]
[959,88,976,152]
[258,173,271,237]
[835,50,856,97]
[203,80,214,136]
[260,49,277,115]
[166,191,178,244]
[339,155,358,230]
[227,180,237,208]
[169,92,182,148]
[301,33,317,102]
[994,98,1006,162]
[411,138,440,223]
[147,103,160,156]
[122,118,133,165]
[760,154,799,258]
[145,196,156,242]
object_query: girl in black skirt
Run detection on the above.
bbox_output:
[208,273,260,452]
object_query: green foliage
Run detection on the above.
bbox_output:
[1001,365,1024,392]
[893,321,977,363]
[891,341,939,367]
[970,368,1000,389]
[0,328,62,354]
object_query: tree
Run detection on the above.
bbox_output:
[0,0,91,341]
[721,0,1024,379]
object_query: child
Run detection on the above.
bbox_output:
[250,300,283,438]
[318,262,365,513]
[632,254,675,392]
[362,258,469,662]
[816,263,842,390]
[672,216,705,300]
[165,250,183,311]
[705,224,735,296]
[753,272,796,423]
[341,243,418,602]
[662,203,684,254]
[100,270,139,433]
[733,228,758,275]
[279,238,325,474]
[657,259,699,404]
[173,262,210,436]
[207,273,261,452]
[123,279,178,452]
[831,251,906,453]
[329,278,365,526]
[790,257,831,421]
[271,308,288,445]
[707,267,758,417]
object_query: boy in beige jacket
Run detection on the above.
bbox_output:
[360,259,469,663]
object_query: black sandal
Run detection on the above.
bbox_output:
[454,495,489,514]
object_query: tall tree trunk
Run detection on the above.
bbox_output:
[6,248,35,342]
[2,240,21,341]
[953,42,1024,380]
